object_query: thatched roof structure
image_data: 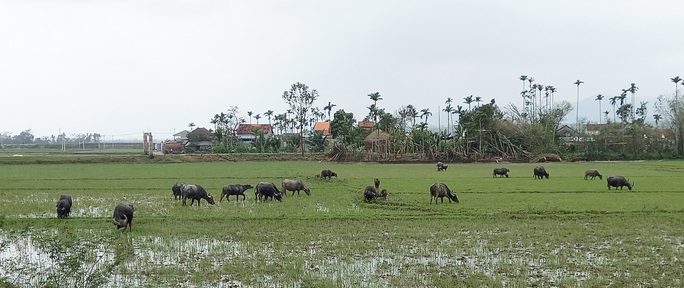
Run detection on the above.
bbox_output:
[364,130,391,152]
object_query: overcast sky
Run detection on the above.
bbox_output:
[1,0,683,140]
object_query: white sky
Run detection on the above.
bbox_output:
[1,0,683,140]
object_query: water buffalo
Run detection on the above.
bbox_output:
[364,186,379,202]
[493,168,510,178]
[282,179,311,196]
[374,178,380,189]
[430,183,459,204]
[533,166,549,179]
[172,182,185,200]
[112,203,134,231]
[255,182,283,202]
[584,169,603,180]
[320,169,338,180]
[607,176,634,190]
[437,162,448,171]
[56,194,73,219]
[220,184,253,202]
[181,184,216,206]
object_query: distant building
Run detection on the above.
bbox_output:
[173,130,189,141]
[358,121,375,132]
[556,125,578,143]
[313,122,331,137]
[237,124,273,142]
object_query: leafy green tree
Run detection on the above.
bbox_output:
[282,82,320,154]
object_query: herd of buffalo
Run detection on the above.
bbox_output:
[54,163,634,231]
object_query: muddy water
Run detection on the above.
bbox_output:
[1,232,681,287]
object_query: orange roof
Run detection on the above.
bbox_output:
[313,122,330,136]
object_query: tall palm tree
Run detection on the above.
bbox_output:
[475,96,483,107]
[406,104,418,127]
[463,95,474,111]
[604,111,610,123]
[653,114,662,126]
[247,111,253,124]
[420,108,432,124]
[254,114,261,124]
[188,122,196,131]
[455,105,464,132]
[595,94,604,124]
[536,84,544,113]
[368,92,382,123]
[519,75,528,109]
[548,86,557,109]
[627,83,639,120]
[574,79,584,129]
[443,104,454,135]
[672,76,682,100]
[323,102,336,122]
[609,96,618,122]
[264,110,274,126]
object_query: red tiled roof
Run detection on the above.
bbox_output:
[358,121,375,128]
[237,124,272,134]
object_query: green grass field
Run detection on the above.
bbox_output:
[1,160,684,287]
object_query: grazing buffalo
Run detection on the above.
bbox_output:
[584,169,603,180]
[220,184,253,202]
[430,183,459,204]
[378,189,388,199]
[255,182,283,202]
[282,179,311,196]
[112,203,134,231]
[56,194,73,219]
[533,166,549,179]
[181,184,216,206]
[607,176,634,190]
[172,182,185,200]
[374,178,380,189]
[320,169,338,180]
[493,168,510,178]
[437,162,448,171]
[364,186,378,202]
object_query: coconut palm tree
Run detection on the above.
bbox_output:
[247,111,253,124]
[595,94,604,124]
[406,104,418,127]
[574,79,584,128]
[254,114,261,124]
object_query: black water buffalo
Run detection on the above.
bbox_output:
[493,168,510,178]
[430,183,459,204]
[320,169,338,180]
[255,182,283,202]
[533,166,549,179]
[364,186,379,202]
[56,194,73,219]
[172,182,185,200]
[374,178,380,189]
[220,184,253,202]
[584,169,603,180]
[437,162,448,171]
[607,176,633,190]
[282,179,311,196]
[181,184,216,206]
[112,203,134,231]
